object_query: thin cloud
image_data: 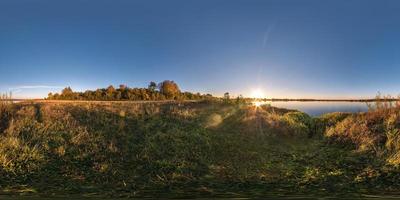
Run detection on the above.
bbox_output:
[262,21,276,49]
[9,85,64,93]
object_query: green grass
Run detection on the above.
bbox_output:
[0,101,400,198]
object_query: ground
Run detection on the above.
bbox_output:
[0,100,399,198]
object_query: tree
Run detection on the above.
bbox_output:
[119,84,127,90]
[61,87,73,95]
[119,85,129,99]
[47,82,213,101]
[236,94,244,104]
[148,81,157,91]
[95,89,103,100]
[158,80,180,99]
[106,85,116,100]
[224,92,230,100]
[61,87,74,100]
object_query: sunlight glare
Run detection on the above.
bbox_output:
[253,101,263,107]
[251,89,264,99]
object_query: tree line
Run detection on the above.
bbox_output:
[47,80,214,101]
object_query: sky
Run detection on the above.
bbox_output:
[1,0,400,99]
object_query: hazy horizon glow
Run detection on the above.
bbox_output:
[1,0,400,99]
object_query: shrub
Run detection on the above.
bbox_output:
[325,104,400,166]
[326,112,387,151]
[282,111,313,137]
[315,112,351,136]
[384,112,400,165]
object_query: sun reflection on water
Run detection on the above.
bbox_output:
[253,101,269,107]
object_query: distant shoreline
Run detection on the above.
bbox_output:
[264,98,400,102]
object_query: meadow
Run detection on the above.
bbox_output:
[0,99,400,198]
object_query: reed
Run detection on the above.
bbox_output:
[0,92,12,134]
[0,91,12,105]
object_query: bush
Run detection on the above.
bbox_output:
[325,106,400,166]
[282,111,313,137]
[314,112,351,136]
[326,112,387,151]
[384,112,400,165]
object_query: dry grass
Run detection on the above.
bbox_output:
[1,100,400,197]
[0,93,13,133]
[325,95,400,165]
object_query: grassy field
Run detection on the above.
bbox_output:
[0,100,400,198]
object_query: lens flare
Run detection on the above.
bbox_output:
[250,89,264,99]
[253,101,263,107]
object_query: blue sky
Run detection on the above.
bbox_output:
[1,0,400,98]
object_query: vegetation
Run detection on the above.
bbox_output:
[1,96,400,198]
[47,80,214,101]
[326,96,400,165]
[0,93,13,134]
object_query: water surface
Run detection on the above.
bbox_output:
[267,101,371,116]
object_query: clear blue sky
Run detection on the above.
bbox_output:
[1,0,399,98]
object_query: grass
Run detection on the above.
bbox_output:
[326,100,400,165]
[0,99,400,198]
[0,93,12,135]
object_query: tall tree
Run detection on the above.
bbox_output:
[158,80,180,99]
[148,81,157,91]
[224,92,230,100]
[61,87,74,99]
[106,85,116,100]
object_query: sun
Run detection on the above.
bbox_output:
[250,89,264,99]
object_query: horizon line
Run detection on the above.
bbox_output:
[4,97,399,102]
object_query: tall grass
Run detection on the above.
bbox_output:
[0,92,13,134]
[0,92,12,105]
[326,93,400,165]
[1,100,400,196]
[367,93,400,112]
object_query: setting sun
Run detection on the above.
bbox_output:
[250,89,265,99]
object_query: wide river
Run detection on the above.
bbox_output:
[266,101,372,116]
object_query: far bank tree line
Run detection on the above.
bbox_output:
[47,80,215,101]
